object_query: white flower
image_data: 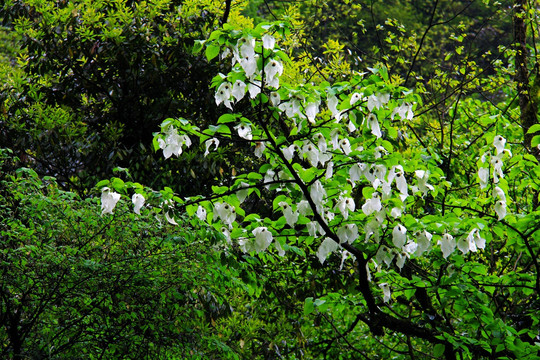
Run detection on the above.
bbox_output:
[415,170,434,195]
[302,142,319,167]
[252,227,273,253]
[467,228,486,251]
[264,59,283,83]
[215,82,233,109]
[392,224,407,249]
[101,187,121,215]
[214,202,236,226]
[310,180,326,211]
[396,253,407,270]
[350,92,362,106]
[340,138,352,155]
[492,157,504,183]
[494,200,506,220]
[279,201,299,227]
[235,123,252,140]
[221,227,232,244]
[270,92,281,106]
[391,103,414,120]
[275,239,286,257]
[232,80,246,102]
[328,94,343,121]
[493,135,506,155]
[282,144,297,161]
[196,205,207,221]
[307,221,324,237]
[315,133,327,152]
[367,113,382,138]
[349,163,366,182]
[367,93,390,112]
[395,169,408,196]
[204,138,220,157]
[438,233,456,258]
[317,237,339,264]
[298,200,312,215]
[493,186,506,202]
[336,223,358,244]
[241,55,258,78]
[375,246,395,268]
[262,34,275,49]
[238,36,255,58]
[379,283,391,303]
[159,126,190,159]
[132,193,145,215]
[362,192,382,215]
[247,80,261,98]
[478,167,489,189]
[254,141,266,158]
[326,161,334,179]
[415,230,433,257]
[305,102,319,124]
[165,211,178,225]
[335,197,355,220]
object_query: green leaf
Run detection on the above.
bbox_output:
[304,297,314,316]
[526,124,540,134]
[205,44,220,61]
[434,344,445,357]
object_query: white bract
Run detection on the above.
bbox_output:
[132,193,145,215]
[196,205,207,221]
[235,123,252,140]
[279,201,299,227]
[438,234,456,259]
[204,138,220,157]
[101,187,121,215]
[317,237,339,264]
[252,227,273,253]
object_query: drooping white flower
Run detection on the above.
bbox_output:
[282,144,297,161]
[395,253,407,270]
[349,163,366,182]
[262,34,275,49]
[493,135,506,155]
[367,93,390,112]
[214,202,236,226]
[438,233,456,258]
[367,113,382,138]
[394,170,408,197]
[392,224,407,249]
[328,94,343,121]
[310,180,326,211]
[336,223,358,244]
[132,193,145,215]
[375,246,395,268]
[340,138,352,155]
[101,187,121,215]
[165,211,178,225]
[238,36,255,58]
[221,227,232,244]
[235,123,252,140]
[232,80,246,102]
[264,169,275,188]
[317,237,339,264]
[415,230,433,257]
[196,205,207,221]
[362,192,382,215]
[467,228,486,251]
[302,142,320,167]
[492,157,504,183]
[159,126,190,159]
[270,92,281,106]
[240,55,258,78]
[493,186,506,202]
[414,170,434,195]
[264,59,283,83]
[254,141,266,158]
[391,103,414,120]
[350,92,362,106]
[252,227,273,253]
[478,167,489,189]
[326,161,334,179]
[215,82,233,109]
[379,283,391,303]
[247,80,261,98]
[307,221,324,237]
[275,239,286,257]
[335,197,355,220]
[494,200,506,220]
[279,201,299,227]
[298,200,312,216]
[204,138,220,157]
[315,133,327,152]
[305,102,319,124]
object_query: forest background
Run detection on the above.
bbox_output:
[1,0,539,359]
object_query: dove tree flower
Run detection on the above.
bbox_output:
[101,187,121,215]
